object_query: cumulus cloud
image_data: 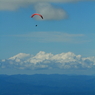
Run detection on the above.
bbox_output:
[9,53,31,60]
[0,51,95,70]
[34,3,67,20]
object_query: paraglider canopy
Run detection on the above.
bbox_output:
[31,13,43,19]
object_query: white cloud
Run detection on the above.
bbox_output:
[11,32,85,43]
[0,51,95,70]
[9,53,31,60]
[83,57,95,65]
[34,3,67,20]
[0,0,95,11]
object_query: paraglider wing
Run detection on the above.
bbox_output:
[31,13,43,19]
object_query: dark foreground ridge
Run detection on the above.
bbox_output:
[0,74,95,95]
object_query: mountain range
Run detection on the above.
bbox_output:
[0,74,95,95]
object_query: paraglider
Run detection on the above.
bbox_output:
[31,13,43,27]
[31,13,43,19]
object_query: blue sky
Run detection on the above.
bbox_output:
[0,0,95,75]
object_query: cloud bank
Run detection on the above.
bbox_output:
[0,51,95,70]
